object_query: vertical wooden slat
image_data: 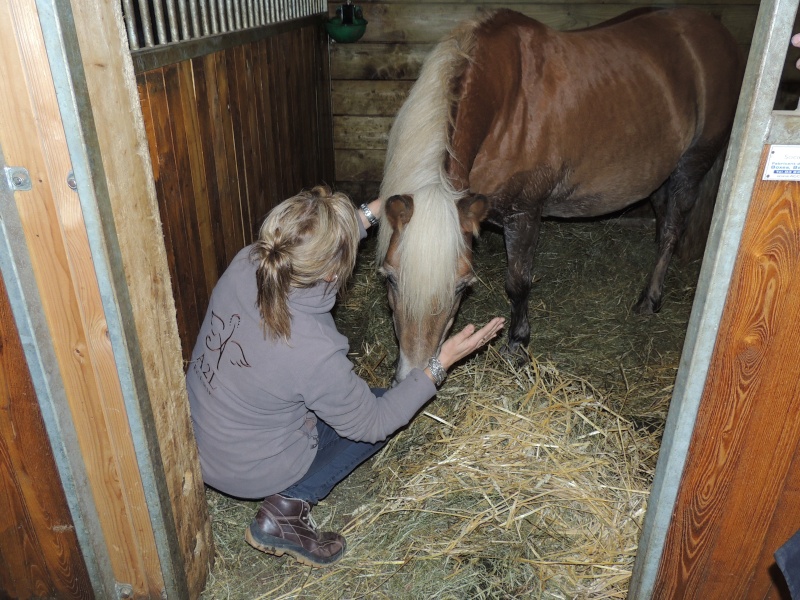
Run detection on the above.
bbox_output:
[0,275,94,600]
[164,63,208,324]
[144,68,197,360]
[1,0,165,593]
[202,53,235,270]
[192,56,228,283]
[179,60,219,298]
[137,21,335,359]
[654,148,800,598]
[225,46,250,245]
[253,37,279,219]
[233,46,258,244]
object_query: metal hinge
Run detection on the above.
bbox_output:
[3,166,32,191]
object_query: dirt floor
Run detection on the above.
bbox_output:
[198,215,700,599]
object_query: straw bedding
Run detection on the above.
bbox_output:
[199,216,698,599]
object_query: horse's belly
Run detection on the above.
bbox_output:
[542,189,648,218]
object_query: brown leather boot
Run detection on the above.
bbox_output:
[244,494,346,567]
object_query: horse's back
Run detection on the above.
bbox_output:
[451,8,744,215]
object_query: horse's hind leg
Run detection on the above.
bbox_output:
[503,206,544,355]
[633,146,719,314]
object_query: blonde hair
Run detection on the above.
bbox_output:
[250,185,360,340]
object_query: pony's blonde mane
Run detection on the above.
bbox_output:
[377,14,489,320]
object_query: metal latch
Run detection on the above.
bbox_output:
[4,166,32,191]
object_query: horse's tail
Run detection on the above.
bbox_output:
[676,145,727,262]
[376,16,485,319]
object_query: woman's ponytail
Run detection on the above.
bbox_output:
[250,186,360,340]
[251,234,294,340]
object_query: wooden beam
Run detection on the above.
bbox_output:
[653,148,800,598]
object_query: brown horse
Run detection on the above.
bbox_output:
[377,8,745,382]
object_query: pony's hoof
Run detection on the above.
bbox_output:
[633,293,662,315]
[501,341,530,367]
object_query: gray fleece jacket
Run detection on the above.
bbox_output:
[187,227,436,499]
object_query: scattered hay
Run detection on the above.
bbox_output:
[200,220,697,599]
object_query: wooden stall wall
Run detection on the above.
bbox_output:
[652,149,800,598]
[136,20,335,362]
[327,0,761,203]
[0,276,93,599]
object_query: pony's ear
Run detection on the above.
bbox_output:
[457,194,488,237]
[385,194,415,230]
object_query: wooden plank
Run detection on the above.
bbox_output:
[204,52,242,267]
[338,3,758,44]
[179,60,218,298]
[139,73,193,362]
[338,0,756,5]
[653,148,800,598]
[235,44,257,240]
[336,148,386,181]
[334,180,382,205]
[0,275,95,599]
[0,0,167,593]
[190,56,228,284]
[164,64,207,340]
[253,37,280,219]
[226,46,253,244]
[330,42,433,80]
[71,0,214,591]
[314,23,336,186]
[333,115,393,150]
[145,69,197,361]
[332,80,413,116]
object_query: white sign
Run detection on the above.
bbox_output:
[763,145,800,181]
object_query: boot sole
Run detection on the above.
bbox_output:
[245,526,345,568]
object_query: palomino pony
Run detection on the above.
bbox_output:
[377,8,745,382]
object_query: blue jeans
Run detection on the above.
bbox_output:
[280,388,387,504]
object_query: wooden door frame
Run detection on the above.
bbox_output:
[0,0,198,594]
[630,0,800,595]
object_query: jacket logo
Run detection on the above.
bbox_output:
[193,311,251,391]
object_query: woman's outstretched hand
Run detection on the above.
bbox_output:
[437,317,506,371]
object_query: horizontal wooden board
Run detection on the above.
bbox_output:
[342,3,758,44]
[330,42,433,80]
[333,115,393,149]
[333,180,382,204]
[332,39,753,82]
[328,0,759,190]
[343,0,755,4]
[336,148,386,181]
[331,80,413,115]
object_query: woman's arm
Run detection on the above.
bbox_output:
[357,198,383,230]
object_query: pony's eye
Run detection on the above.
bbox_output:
[384,273,398,289]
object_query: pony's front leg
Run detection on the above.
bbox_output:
[503,209,543,357]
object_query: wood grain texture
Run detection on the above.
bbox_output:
[653,147,800,598]
[1,0,167,593]
[0,275,94,600]
[327,1,760,190]
[137,21,335,364]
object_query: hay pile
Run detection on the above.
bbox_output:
[200,220,695,599]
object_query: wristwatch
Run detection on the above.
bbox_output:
[360,203,379,227]
[427,356,447,387]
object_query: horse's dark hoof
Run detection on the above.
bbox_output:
[501,341,529,367]
[633,293,663,315]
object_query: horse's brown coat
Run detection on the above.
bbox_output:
[380,8,745,381]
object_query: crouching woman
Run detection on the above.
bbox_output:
[186,186,504,567]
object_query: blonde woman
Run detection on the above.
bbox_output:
[187,186,504,567]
